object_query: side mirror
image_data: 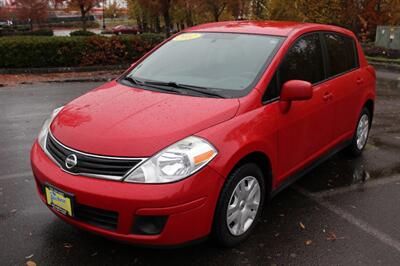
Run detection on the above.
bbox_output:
[280,80,313,102]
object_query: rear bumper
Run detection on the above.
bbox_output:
[31,141,225,246]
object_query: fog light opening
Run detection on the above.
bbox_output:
[132,215,168,235]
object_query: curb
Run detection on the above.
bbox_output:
[45,77,115,83]
[0,76,116,87]
[0,64,129,74]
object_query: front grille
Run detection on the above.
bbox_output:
[45,133,143,179]
[75,204,119,231]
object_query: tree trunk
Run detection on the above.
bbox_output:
[80,7,87,31]
[155,16,161,33]
[136,15,143,32]
[254,0,262,19]
[185,9,193,27]
[82,15,87,31]
[213,8,219,22]
[163,11,171,37]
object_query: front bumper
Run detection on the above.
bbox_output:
[30,141,225,246]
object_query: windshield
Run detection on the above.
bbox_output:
[123,32,283,98]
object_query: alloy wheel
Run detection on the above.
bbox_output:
[226,176,261,236]
[356,114,369,150]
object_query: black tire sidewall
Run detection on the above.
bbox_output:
[213,163,266,247]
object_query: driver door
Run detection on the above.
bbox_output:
[267,33,335,183]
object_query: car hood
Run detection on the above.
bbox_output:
[50,81,239,157]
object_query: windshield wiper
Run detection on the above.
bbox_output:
[144,80,225,98]
[121,76,143,85]
[121,76,182,94]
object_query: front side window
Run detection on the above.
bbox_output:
[123,32,283,98]
[324,33,358,77]
[263,33,324,102]
[279,33,324,85]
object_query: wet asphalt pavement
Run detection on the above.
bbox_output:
[1,69,400,265]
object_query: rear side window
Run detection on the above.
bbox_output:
[279,33,325,85]
[324,33,358,77]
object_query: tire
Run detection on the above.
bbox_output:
[212,163,266,247]
[346,107,371,157]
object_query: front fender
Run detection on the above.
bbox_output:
[196,105,278,183]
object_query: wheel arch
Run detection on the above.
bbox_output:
[364,99,374,123]
[227,151,273,197]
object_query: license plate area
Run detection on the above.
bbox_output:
[45,184,74,217]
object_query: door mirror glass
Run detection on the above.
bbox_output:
[280,80,313,102]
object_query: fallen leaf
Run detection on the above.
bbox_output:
[25,254,34,259]
[305,240,312,245]
[326,232,337,241]
[299,222,305,230]
[26,260,36,266]
[64,243,73,249]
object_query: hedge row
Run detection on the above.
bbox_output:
[69,30,96,36]
[363,43,400,59]
[0,33,164,68]
[0,28,54,37]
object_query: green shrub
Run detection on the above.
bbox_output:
[16,25,30,31]
[0,28,53,37]
[70,30,96,36]
[28,29,54,36]
[0,34,165,68]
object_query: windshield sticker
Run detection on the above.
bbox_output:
[173,33,202,41]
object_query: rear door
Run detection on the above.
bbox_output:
[321,32,362,141]
[264,33,335,182]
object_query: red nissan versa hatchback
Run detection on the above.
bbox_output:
[31,21,376,247]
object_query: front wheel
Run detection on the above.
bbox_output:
[212,163,265,247]
[346,107,371,156]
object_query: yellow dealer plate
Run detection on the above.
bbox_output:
[173,33,202,41]
[45,185,74,216]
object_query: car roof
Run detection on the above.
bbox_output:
[186,20,354,38]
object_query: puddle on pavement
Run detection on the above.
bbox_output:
[297,151,400,192]
[297,137,400,192]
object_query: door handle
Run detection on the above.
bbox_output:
[323,92,333,101]
[356,77,364,85]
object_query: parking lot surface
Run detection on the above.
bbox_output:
[1,69,400,265]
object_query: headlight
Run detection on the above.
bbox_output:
[124,136,217,183]
[38,106,64,150]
